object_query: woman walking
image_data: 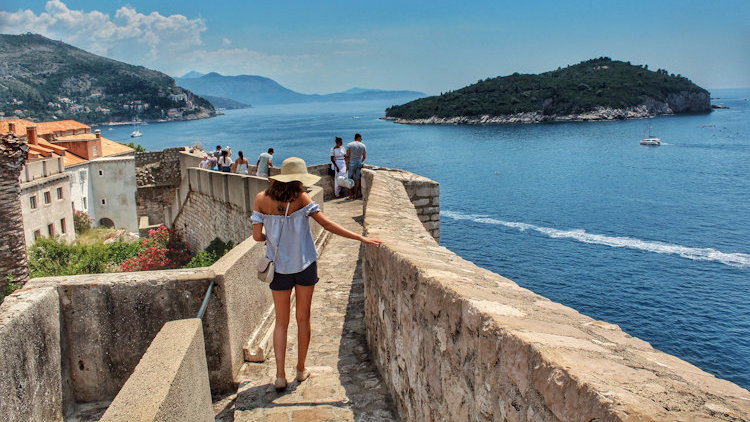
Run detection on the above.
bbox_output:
[235,151,249,174]
[251,157,382,390]
[330,137,347,198]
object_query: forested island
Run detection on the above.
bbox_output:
[385,58,710,124]
[0,33,214,124]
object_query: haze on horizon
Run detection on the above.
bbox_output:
[0,0,748,95]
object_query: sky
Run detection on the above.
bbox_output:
[1,0,748,95]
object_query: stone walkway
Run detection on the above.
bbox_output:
[217,198,398,421]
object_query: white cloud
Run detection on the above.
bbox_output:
[0,0,206,57]
[222,38,231,46]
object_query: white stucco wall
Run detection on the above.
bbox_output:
[20,173,75,246]
[89,157,138,233]
[66,165,91,216]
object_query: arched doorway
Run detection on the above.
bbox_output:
[99,218,115,228]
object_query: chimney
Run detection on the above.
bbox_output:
[7,122,15,134]
[26,126,38,145]
[95,129,101,139]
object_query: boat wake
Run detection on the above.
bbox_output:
[442,211,750,268]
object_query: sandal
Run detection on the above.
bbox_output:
[274,377,287,391]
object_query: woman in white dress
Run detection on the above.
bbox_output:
[235,150,249,174]
[330,137,347,197]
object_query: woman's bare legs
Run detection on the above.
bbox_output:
[272,289,292,379]
[294,284,315,372]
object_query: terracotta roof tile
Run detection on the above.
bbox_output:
[35,120,91,135]
[100,138,135,156]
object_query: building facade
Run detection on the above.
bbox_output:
[18,155,74,246]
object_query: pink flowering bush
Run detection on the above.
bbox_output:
[120,226,192,272]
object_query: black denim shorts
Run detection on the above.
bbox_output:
[269,261,319,291]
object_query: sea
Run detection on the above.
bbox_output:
[104,88,750,389]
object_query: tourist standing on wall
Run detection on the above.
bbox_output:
[219,150,232,172]
[256,148,274,178]
[199,155,209,169]
[330,137,347,198]
[235,151,249,175]
[212,145,222,159]
[345,133,366,200]
[251,157,383,391]
[208,154,219,171]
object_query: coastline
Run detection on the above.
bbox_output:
[90,110,216,127]
[382,105,711,125]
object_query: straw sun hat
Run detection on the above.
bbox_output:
[269,157,321,187]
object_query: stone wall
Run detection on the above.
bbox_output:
[100,319,213,422]
[362,167,440,241]
[361,171,750,421]
[135,148,202,226]
[0,287,63,421]
[174,167,324,253]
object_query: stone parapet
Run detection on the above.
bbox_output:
[100,319,213,422]
[0,287,63,421]
[362,167,440,242]
[362,171,750,421]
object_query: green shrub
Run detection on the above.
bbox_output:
[73,210,93,233]
[184,251,218,268]
[1,274,23,304]
[205,237,234,259]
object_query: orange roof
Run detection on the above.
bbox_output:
[63,153,87,167]
[100,137,135,156]
[54,133,97,141]
[0,118,36,135]
[37,138,68,155]
[36,120,91,135]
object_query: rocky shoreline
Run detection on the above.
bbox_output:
[383,105,707,125]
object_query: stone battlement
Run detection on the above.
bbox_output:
[360,168,750,420]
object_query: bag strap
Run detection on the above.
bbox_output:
[271,202,291,263]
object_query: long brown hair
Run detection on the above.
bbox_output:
[265,180,303,203]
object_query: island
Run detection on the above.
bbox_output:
[384,57,710,124]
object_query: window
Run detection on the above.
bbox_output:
[47,224,54,236]
[60,218,66,234]
[33,230,41,240]
[57,187,63,200]
[82,197,87,209]
[101,198,106,205]
[44,191,51,204]
[98,170,103,176]
[30,195,37,209]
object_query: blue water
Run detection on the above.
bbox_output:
[104,89,750,389]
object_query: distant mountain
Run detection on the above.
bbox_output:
[0,33,214,124]
[180,71,206,79]
[200,95,251,110]
[385,57,710,124]
[175,72,426,106]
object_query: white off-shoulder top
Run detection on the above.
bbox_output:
[251,202,320,274]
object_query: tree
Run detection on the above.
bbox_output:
[0,133,30,294]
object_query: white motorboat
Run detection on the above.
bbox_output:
[640,137,661,146]
[131,130,142,138]
[641,119,661,146]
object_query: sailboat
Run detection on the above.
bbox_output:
[640,119,660,146]
[131,121,143,138]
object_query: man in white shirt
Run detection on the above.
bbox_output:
[345,133,366,200]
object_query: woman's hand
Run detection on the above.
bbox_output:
[360,236,383,245]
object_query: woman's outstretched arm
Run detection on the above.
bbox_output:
[310,211,382,245]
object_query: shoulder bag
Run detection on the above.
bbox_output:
[257,202,290,283]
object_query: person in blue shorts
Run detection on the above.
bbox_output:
[345,133,366,199]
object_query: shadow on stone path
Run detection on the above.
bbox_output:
[226,198,398,421]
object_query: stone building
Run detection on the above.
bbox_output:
[0,119,136,232]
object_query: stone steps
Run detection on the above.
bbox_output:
[223,198,397,421]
